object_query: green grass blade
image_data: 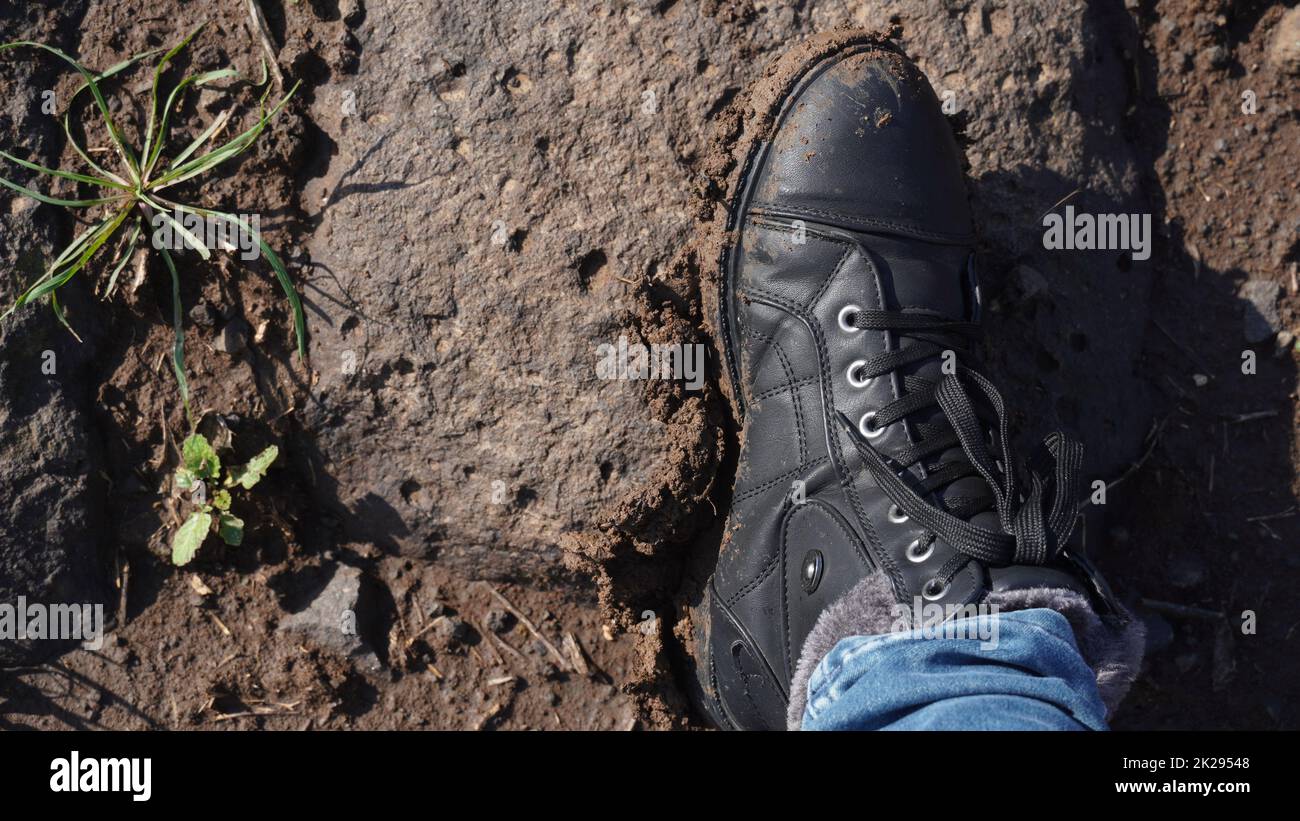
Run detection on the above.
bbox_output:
[143,197,211,259]
[7,213,116,314]
[23,208,129,302]
[0,147,128,189]
[162,101,234,172]
[0,173,121,207]
[50,290,84,342]
[150,80,300,190]
[61,48,163,185]
[141,26,206,178]
[158,246,192,422]
[62,113,129,186]
[256,233,307,361]
[162,201,306,360]
[52,214,116,270]
[0,40,142,185]
[104,219,142,299]
[4,206,129,319]
[146,68,239,176]
[67,47,165,107]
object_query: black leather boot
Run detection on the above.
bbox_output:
[692,32,1140,731]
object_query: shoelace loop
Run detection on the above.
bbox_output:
[840,308,1083,581]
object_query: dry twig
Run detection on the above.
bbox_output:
[479,582,572,672]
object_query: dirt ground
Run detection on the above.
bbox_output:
[0,0,642,731]
[1103,0,1300,730]
[1,0,1298,730]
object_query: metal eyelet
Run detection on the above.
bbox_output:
[838,305,861,333]
[846,359,873,388]
[859,411,884,439]
[905,538,933,563]
[887,504,909,524]
[801,550,824,594]
[922,578,948,601]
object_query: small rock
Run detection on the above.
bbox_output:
[1212,138,1228,153]
[278,565,380,670]
[1268,6,1300,74]
[1014,264,1050,299]
[215,317,250,354]
[430,615,470,648]
[485,607,514,634]
[1241,280,1282,343]
[189,302,216,328]
[1202,44,1229,69]
[1275,329,1295,356]
[340,0,365,27]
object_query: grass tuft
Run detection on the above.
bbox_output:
[0,26,306,425]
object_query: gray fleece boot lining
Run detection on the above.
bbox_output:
[785,573,1145,730]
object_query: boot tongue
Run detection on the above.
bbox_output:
[862,234,972,319]
[865,234,1003,536]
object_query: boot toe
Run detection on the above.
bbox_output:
[751,46,973,242]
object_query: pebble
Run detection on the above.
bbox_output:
[1015,264,1049,299]
[485,607,514,633]
[431,615,470,647]
[277,565,381,671]
[1275,329,1295,356]
[1268,6,1300,74]
[215,317,250,354]
[189,302,216,328]
[1240,280,1282,343]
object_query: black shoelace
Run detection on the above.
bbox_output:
[837,308,1083,588]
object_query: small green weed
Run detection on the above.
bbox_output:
[171,432,278,566]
